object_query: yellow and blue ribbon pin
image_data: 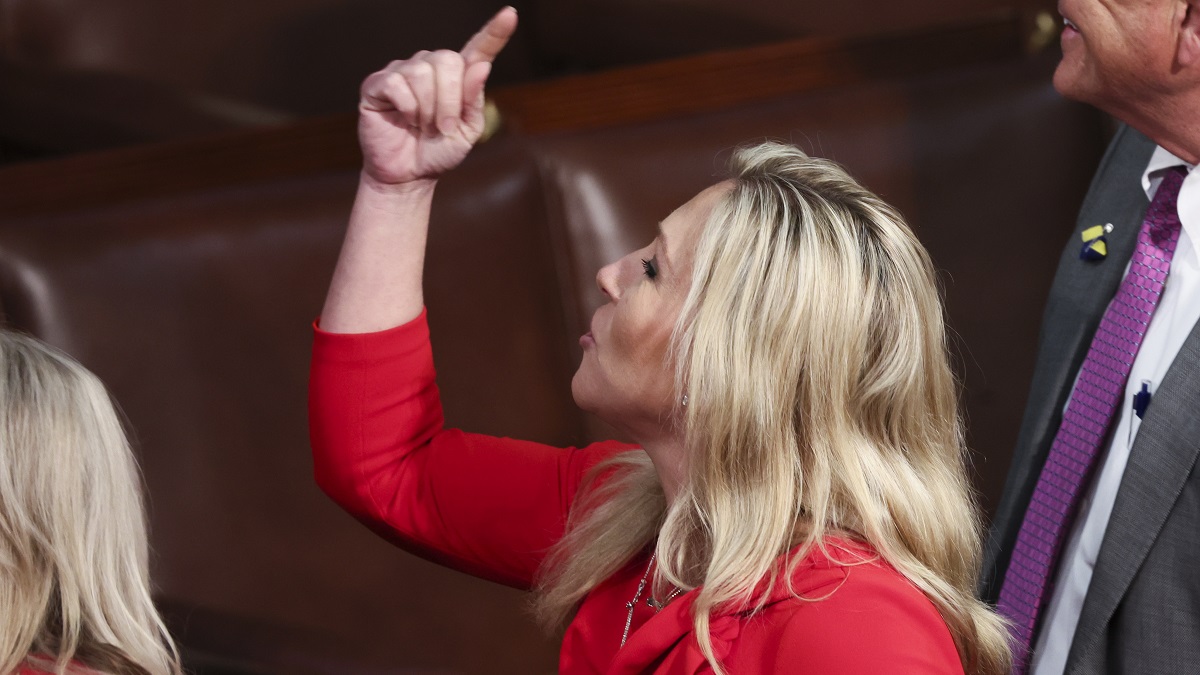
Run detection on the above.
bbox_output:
[1079,223,1113,261]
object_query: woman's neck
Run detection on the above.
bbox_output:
[638,435,687,505]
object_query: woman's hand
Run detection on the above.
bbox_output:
[357,7,517,188]
[321,8,516,332]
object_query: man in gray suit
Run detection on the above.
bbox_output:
[982,1,1200,673]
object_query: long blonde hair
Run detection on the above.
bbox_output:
[0,331,181,675]
[536,142,1010,674]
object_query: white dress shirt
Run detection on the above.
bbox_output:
[1031,147,1200,674]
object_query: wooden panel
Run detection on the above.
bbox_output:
[0,10,1030,219]
[0,114,360,219]
[490,10,1026,133]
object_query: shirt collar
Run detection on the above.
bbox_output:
[1142,145,1199,264]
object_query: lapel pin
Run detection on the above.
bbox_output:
[1079,223,1114,261]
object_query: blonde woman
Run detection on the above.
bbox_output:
[0,331,181,675]
[310,8,1010,674]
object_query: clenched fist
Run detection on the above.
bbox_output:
[357,7,517,187]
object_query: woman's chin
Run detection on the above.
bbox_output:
[570,380,624,433]
[570,374,594,413]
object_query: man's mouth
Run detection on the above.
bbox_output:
[1063,16,1080,32]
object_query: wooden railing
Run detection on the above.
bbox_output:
[491,9,1028,133]
[0,9,1041,219]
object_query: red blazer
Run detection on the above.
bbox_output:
[309,310,964,674]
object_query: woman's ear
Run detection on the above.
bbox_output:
[1178,0,1200,67]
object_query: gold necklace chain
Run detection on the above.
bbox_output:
[619,553,684,648]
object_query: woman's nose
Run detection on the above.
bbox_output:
[596,261,621,301]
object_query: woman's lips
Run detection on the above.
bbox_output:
[580,331,594,347]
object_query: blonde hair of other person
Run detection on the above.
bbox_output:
[0,331,181,675]
[535,142,1011,675]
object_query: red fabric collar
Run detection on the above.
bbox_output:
[606,538,880,674]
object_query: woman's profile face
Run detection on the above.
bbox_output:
[572,182,729,442]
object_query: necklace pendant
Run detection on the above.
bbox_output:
[621,552,657,649]
[647,587,683,612]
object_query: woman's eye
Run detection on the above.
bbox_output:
[641,258,659,280]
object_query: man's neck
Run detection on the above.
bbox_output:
[1116,93,1200,165]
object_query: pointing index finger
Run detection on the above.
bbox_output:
[461,6,518,66]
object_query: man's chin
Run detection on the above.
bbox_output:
[1052,60,1088,102]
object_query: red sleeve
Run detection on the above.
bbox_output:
[769,567,965,674]
[309,309,633,589]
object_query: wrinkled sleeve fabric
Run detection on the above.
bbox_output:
[309,309,631,590]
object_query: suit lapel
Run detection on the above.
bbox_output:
[983,126,1155,598]
[1034,126,1150,435]
[1068,317,1200,668]
[1044,124,1155,404]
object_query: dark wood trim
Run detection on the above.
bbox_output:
[489,9,1025,134]
[0,115,360,220]
[0,9,1028,219]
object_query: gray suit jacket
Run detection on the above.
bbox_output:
[982,124,1200,673]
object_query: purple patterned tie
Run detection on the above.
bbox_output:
[997,165,1187,673]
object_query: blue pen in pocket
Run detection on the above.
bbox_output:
[1129,379,1153,445]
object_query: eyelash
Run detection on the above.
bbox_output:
[641,258,658,280]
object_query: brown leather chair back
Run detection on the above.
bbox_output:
[0,137,567,673]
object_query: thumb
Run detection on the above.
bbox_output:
[461,6,518,66]
[462,60,492,129]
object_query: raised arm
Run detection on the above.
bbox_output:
[319,7,517,334]
[311,9,638,588]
